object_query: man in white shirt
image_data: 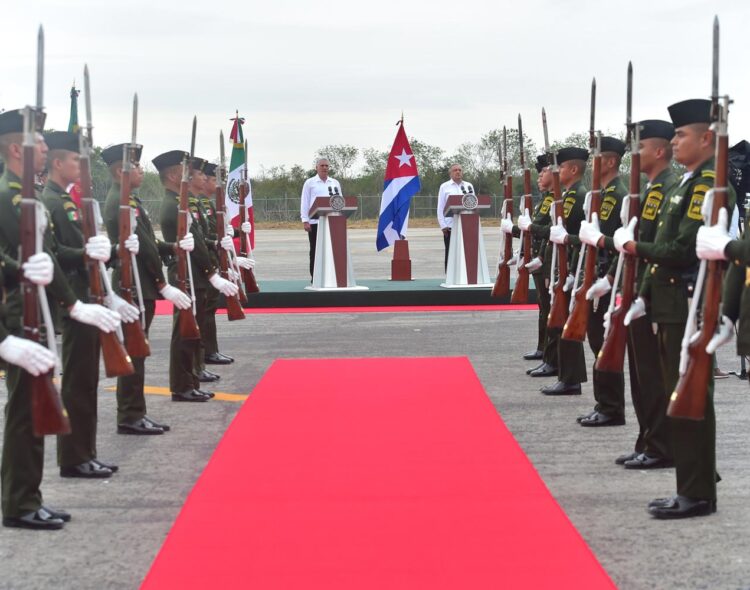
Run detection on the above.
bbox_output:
[300,158,342,278]
[437,164,474,270]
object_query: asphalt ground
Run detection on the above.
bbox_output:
[1,228,749,589]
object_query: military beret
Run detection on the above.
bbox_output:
[44,131,80,153]
[556,147,589,164]
[101,143,143,166]
[152,150,188,172]
[0,109,25,136]
[638,119,675,141]
[535,154,549,173]
[668,99,712,128]
[203,163,217,177]
[191,157,207,172]
[599,136,626,156]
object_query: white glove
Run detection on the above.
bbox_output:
[696,207,731,261]
[22,252,54,286]
[220,236,235,251]
[603,310,612,333]
[236,256,256,270]
[178,233,194,252]
[563,274,575,292]
[706,315,734,354]
[105,293,139,324]
[500,216,514,234]
[227,268,241,282]
[613,217,637,253]
[549,219,568,244]
[85,235,111,262]
[225,224,235,238]
[69,300,121,333]
[525,257,543,272]
[124,233,139,255]
[624,297,646,326]
[586,276,612,300]
[579,213,603,247]
[209,273,239,297]
[241,221,252,234]
[160,284,192,310]
[518,212,532,231]
[0,335,57,376]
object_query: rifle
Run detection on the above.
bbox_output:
[79,65,134,378]
[491,126,513,298]
[544,108,569,329]
[176,118,201,340]
[596,62,640,373]
[238,139,259,294]
[22,30,71,436]
[669,16,729,420]
[510,114,532,304]
[216,131,246,320]
[117,93,150,358]
[563,78,601,341]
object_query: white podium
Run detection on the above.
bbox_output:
[306,196,368,291]
[442,194,493,288]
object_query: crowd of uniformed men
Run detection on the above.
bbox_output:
[0,107,254,530]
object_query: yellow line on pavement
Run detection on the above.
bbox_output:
[104,385,248,403]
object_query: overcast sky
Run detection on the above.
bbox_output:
[5,0,749,176]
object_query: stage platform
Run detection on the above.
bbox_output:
[241,278,537,308]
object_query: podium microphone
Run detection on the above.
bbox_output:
[334,186,341,196]
[468,185,474,194]
[328,186,333,196]
[460,184,467,194]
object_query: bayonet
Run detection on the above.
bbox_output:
[518,114,525,169]
[502,126,508,175]
[589,77,596,151]
[626,62,633,144]
[219,130,226,170]
[35,25,45,131]
[712,15,719,102]
[542,108,550,154]
[190,116,197,160]
[83,64,93,145]
[131,93,138,146]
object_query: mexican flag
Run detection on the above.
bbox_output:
[226,112,254,248]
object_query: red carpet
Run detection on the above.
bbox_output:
[153,300,535,315]
[141,357,614,589]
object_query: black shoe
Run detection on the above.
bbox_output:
[529,363,558,378]
[198,369,221,383]
[92,459,119,473]
[576,409,597,424]
[523,349,543,361]
[648,495,716,519]
[41,505,71,522]
[217,352,234,363]
[579,411,625,427]
[541,381,581,396]
[143,415,170,432]
[171,389,210,402]
[2,508,65,530]
[118,417,164,435]
[624,453,674,469]
[60,460,114,479]
[204,353,232,365]
[196,388,215,399]
[615,451,640,465]
[526,362,545,375]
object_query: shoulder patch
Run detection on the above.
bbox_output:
[8,182,22,190]
[63,201,78,211]
[539,195,554,215]
[701,170,716,179]
[11,194,22,207]
[599,195,618,221]
[687,189,706,221]
[642,189,665,221]
[128,198,138,208]
[563,196,576,219]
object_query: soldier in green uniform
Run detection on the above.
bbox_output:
[154,150,238,402]
[42,131,138,478]
[573,137,626,426]
[201,164,235,367]
[616,99,733,518]
[0,110,119,528]
[539,147,589,395]
[101,143,192,433]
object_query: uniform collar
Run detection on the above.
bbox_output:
[45,179,68,196]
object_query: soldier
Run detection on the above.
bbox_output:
[531,147,589,395]
[41,131,138,478]
[0,110,119,527]
[571,137,626,426]
[101,143,192,434]
[615,99,734,518]
[501,155,556,373]
[154,150,237,402]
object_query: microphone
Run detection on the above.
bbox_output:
[460,184,467,194]
[334,186,341,196]
[468,185,474,194]
[328,186,333,196]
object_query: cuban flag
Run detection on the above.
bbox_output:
[376,120,421,251]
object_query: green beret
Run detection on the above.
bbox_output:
[203,163,217,177]
[638,120,675,141]
[668,99,712,128]
[600,136,626,156]
[152,150,188,172]
[44,131,80,153]
[535,154,549,173]
[0,109,25,136]
[101,143,143,166]
[557,147,589,164]
[191,157,207,172]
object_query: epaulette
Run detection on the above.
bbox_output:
[129,198,138,208]
[11,194,21,206]
[8,181,22,191]
[63,201,78,211]
[701,170,716,179]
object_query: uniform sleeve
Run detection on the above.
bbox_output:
[135,218,167,288]
[721,259,744,323]
[189,220,217,279]
[300,180,311,223]
[437,185,449,229]
[103,188,120,243]
[43,198,86,270]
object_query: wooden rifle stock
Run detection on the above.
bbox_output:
[510,170,533,304]
[596,152,641,373]
[118,154,150,358]
[216,180,246,321]
[491,175,513,298]
[176,166,201,340]
[238,181,259,294]
[547,171,568,329]
[79,157,134,378]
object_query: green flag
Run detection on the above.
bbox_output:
[68,85,80,133]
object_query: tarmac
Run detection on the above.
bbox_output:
[1,227,749,590]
